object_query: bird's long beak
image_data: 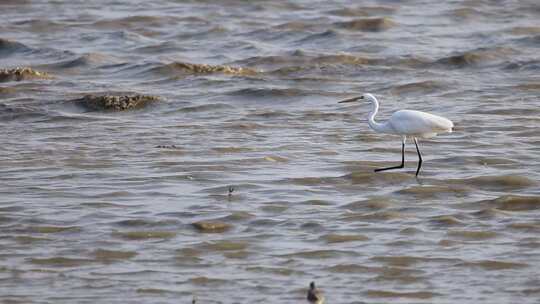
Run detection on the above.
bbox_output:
[338,96,363,103]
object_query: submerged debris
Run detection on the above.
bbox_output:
[73,94,159,111]
[0,67,51,82]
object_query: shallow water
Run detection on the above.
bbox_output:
[1,0,540,303]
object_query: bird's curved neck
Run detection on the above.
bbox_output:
[367,97,390,133]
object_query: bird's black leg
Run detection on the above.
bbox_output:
[414,137,423,176]
[374,140,405,172]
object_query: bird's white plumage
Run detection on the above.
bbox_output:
[387,109,453,138]
[337,93,454,176]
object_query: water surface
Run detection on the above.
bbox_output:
[1,0,540,303]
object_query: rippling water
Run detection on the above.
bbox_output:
[2,0,540,303]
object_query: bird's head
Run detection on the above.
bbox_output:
[338,93,376,104]
[310,282,315,289]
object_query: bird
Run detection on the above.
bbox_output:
[307,281,324,304]
[339,93,453,176]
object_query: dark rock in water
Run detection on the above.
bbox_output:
[73,94,159,111]
[0,67,51,82]
[335,17,395,32]
[192,220,232,233]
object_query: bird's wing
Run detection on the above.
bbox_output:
[388,110,453,135]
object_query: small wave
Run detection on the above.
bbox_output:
[447,229,498,240]
[449,7,490,20]
[212,146,253,153]
[449,175,536,191]
[456,260,528,270]
[176,103,231,113]
[515,83,540,91]
[342,211,407,222]
[471,208,511,219]
[334,17,396,32]
[199,240,248,251]
[0,38,31,56]
[340,197,391,211]
[470,106,540,115]
[244,109,293,119]
[236,51,377,73]
[189,276,228,286]
[28,257,94,267]
[390,80,449,96]
[278,249,357,259]
[366,290,439,299]
[295,30,341,44]
[282,175,346,187]
[150,61,257,77]
[13,19,65,33]
[328,6,396,17]
[508,222,540,232]
[321,233,369,243]
[326,264,372,273]
[245,266,298,276]
[273,21,318,31]
[435,47,515,68]
[509,26,540,35]
[344,171,412,184]
[44,52,114,69]
[192,220,232,233]
[132,41,184,54]
[429,215,464,226]
[93,15,182,29]
[218,211,255,222]
[371,255,461,266]
[514,34,540,46]
[479,195,540,211]
[93,249,137,262]
[26,225,81,233]
[113,219,178,227]
[397,185,467,198]
[504,59,540,71]
[0,103,46,121]
[227,87,313,99]
[112,230,176,240]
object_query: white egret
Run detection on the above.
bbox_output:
[307,282,324,304]
[339,93,453,176]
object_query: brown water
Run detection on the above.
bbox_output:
[1,1,540,303]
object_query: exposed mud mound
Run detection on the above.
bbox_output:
[0,67,51,82]
[73,94,159,111]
